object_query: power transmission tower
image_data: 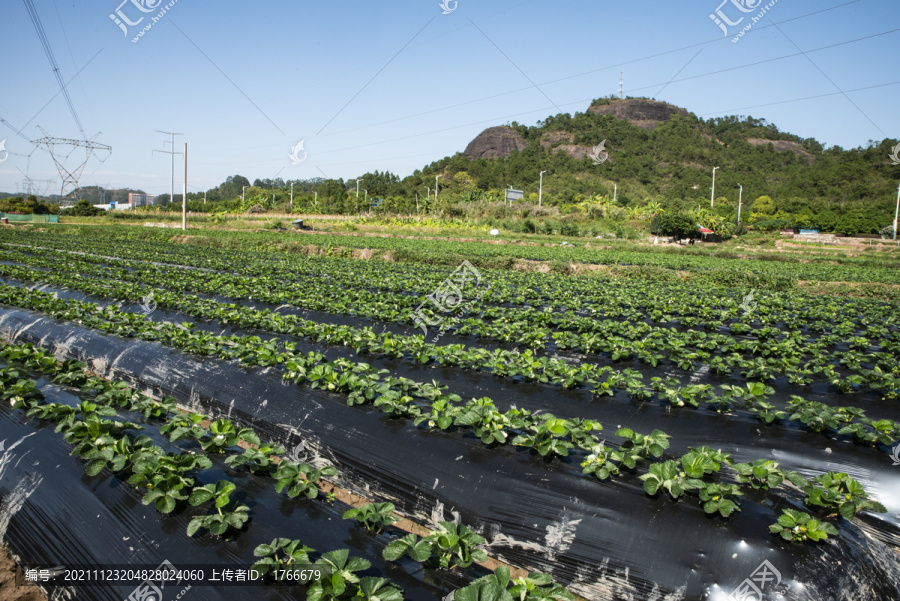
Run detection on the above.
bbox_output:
[32,126,112,201]
[154,131,183,206]
[16,167,55,198]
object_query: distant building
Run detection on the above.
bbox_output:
[128,193,155,207]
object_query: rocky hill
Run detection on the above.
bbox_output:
[586,98,688,130]
[463,126,529,159]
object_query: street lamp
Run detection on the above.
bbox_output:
[737,184,743,226]
[710,166,719,208]
[435,175,442,203]
[613,183,617,204]
[290,182,294,211]
[242,185,247,203]
[539,170,547,208]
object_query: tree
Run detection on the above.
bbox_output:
[751,195,775,215]
[69,200,105,216]
[653,213,697,240]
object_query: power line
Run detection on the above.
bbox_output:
[22,0,86,139]
[700,80,900,118]
[769,20,886,137]
[312,1,874,142]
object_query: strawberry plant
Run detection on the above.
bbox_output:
[252,538,315,576]
[159,412,208,442]
[1,376,43,405]
[732,459,789,490]
[512,415,574,458]
[308,549,372,601]
[273,460,338,498]
[581,443,623,481]
[373,390,422,418]
[840,418,899,445]
[456,398,512,444]
[224,443,285,473]
[769,509,838,542]
[616,428,670,462]
[388,521,488,570]
[187,480,250,536]
[342,502,397,533]
[640,461,703,499]
[748,401,787,424]
[199,418,260,453]
[356,577,404,601]
[508,571,574,600]
[803,472,887,519]
[697,483,742,517]
[382,533,432,562]
[414,397,460,430]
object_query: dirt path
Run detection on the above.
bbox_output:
[0,546,45,601]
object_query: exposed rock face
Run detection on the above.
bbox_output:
[463,126,528,159]
[747,138,814,164]
[587,98,688,130]
[539,131,594,160]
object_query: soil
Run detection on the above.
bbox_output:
[0,546,45,601]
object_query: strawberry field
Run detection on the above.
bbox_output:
[0,226,898,601]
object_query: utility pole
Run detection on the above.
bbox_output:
[710,166,719,208]
[435,175,442,204]
[203,190,206,205]
[737,184,743,226]
[154,131,182,206]
[539,170,546,208]
[242,185,247,204]
[893,176,899,240]
[181,142,187,231]
[314,191,317,210]
[290,182,294,211]
[614,183,617,204]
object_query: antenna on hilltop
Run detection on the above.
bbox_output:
[619,71,624,100]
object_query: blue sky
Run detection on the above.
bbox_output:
[1,0,898,198]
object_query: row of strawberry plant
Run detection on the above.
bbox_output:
[3,246,897,398]
[1,263,897,451]
[0,288,890,542]
[0,340,574,600]
[5,240,898,361]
